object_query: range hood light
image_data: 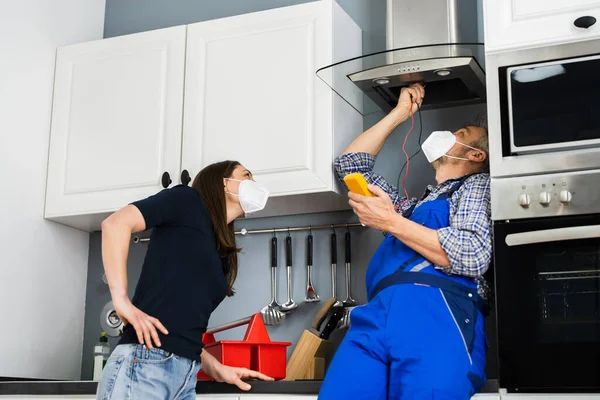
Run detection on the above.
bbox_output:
[374,78,390,85]
[435,69,452,77]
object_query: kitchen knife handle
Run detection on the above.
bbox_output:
[331,232,337,264]
[271,237,277,268]
[307,234,313,266]
[345,231,351,263]
[286,235,292,267]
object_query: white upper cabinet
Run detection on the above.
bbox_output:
[45,26,186,231]
[182,0,362,218]
[483,0,600,53]
[44,1,362,231]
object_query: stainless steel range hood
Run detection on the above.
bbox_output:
[317,0,486,115]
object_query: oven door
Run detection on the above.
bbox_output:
[494,214,600,393]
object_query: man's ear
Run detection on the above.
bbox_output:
[469,150,487,164]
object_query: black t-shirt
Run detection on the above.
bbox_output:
[118,185,228,361]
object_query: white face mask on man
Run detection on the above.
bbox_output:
[225,179,270,215]
[421,130,481,163]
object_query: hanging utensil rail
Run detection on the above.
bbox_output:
[132,222,364,243]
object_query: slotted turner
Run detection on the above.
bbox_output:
[280,234,298,312]
[305,232,320,302]
[260,236,285,326]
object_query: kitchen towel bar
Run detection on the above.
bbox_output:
[133,222,365,243]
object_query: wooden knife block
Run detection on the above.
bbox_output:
[285,330,333,381]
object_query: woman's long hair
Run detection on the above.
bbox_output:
[191,161,241,297]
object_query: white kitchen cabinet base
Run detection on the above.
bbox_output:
[0,397,96,399]
[248,190,351,219]
[46,189,353,230]
[46,211,114,232]
[239,396,316,400]
[499,395,600,399]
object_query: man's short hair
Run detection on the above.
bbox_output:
[464,112,489,173]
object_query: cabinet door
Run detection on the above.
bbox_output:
[182,2,334,196]
[499,396,599,399]
[45,26,186,223]
[0,397,95,399]
[484,0,600,53]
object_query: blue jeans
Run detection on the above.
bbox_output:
[96,344,201,400]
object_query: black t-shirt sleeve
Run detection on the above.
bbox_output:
[131,186,191,229]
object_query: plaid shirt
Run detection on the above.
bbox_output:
[335,152,492,298]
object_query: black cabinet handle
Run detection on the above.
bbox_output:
[574,16,596,29]
[161,172,172,188]
[181,169,191,186]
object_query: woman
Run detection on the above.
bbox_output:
[96,161,272,400]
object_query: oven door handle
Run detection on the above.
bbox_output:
[505,225,600,246]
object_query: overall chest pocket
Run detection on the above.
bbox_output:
[409,205,450,230]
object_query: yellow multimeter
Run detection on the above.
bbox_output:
[343,173,373,197]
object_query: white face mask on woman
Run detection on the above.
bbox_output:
[421,130,481,163]
[225,179,269,215]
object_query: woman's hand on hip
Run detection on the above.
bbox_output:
[113,296,168,349]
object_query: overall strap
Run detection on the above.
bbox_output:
[437,172,482,201]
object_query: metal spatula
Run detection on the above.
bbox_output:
[260,236,285,326]
[280,234,298,312]
[305,232,320,302]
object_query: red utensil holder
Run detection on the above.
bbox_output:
[197,313,291,381]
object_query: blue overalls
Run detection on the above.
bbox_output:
[319,175,488,400]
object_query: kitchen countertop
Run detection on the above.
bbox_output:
[0,379,499,396]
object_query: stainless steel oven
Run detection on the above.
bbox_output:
[491,170,600,393]
[486,37,600,178]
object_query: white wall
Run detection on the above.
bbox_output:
[0,1,106,380]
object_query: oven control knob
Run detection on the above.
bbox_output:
[538,191,552,205]
[559,189,572,204]
[518,193,531,207]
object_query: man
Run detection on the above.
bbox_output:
[318,83,492,399]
